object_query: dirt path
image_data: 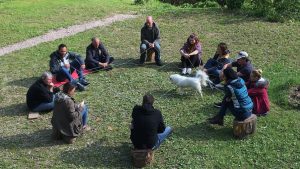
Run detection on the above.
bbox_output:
[0,14,138,56]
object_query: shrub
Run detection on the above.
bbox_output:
[226,0,245,10]
[250,0,273,16]
[159,0,216,6]
[273,0,300,21]
[134,0,149,4]
[250,0,300,21]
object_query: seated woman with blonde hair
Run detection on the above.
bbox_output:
[247,69,270,116]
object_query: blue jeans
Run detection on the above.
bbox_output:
[56,60,84,82]
[140,42,161,63]
[81,105,88,126]
[152,126,172,150]
[204,59,221,84]
[219,100,252,121]
[32,96,55,112]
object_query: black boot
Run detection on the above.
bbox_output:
[76,82,86,91]
[208,114,224,126]
[52,127,62,140]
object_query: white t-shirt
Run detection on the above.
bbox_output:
[60,53,70,70]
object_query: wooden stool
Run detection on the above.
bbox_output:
[131,149,154,168]
[233,114,257,139]
[146,50,155,62]
[28,112,40,120]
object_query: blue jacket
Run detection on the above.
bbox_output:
[224,78,253,111]
[49,51,84,74]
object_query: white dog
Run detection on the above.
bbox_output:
[170,70,210,97]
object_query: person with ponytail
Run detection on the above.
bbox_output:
[180,33,203,75]
[203,42,231,84]
[247,69,270,116]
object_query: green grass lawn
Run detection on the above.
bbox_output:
[0,1,300,168]
[0,0,141,48]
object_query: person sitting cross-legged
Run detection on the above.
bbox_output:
[180,33,203,75]
[26,71,57,112]
[49,44,89,91]
[85,37,114,71]
[208,68,253,125]
[51,81,89,144]
[130,94,172,150]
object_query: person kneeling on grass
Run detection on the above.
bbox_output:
[49,44,89,91]
[180,33,203,75]
[51,81,90,144]
[26,71,58,112]
[130,94,172,150]
[85,37,114,71]
[246,69,270,116]
[208,68,253,125]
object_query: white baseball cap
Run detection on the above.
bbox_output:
[236,51,248,60]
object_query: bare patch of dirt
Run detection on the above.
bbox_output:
[288,85,300,109]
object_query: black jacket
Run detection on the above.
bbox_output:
[130,104,165,149]
[26,79,54,110]
[85,43,109,65]
[141,22,160,45]
[49,51,83,74]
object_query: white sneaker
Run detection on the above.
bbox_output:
[187,68,192,74]
[182,68,187,75]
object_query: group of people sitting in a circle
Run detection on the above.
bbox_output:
[25,16,270,150]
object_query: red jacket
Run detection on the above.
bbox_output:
[247,78,270,115]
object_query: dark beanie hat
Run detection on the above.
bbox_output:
[223,67,238,80]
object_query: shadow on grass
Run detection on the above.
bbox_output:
[157,61,181,73]
[60,139,132,168]
[0,102,52,117]
[269,79,300,110]
[0,129,62,149]
[151,86,220,100]
[6,76,38,88]
[0,103,28,117]
[112,57,182,73]
[113,57,139,69]
[175,122,234,141]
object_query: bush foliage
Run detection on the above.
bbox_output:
[226,0,245,10]
[251,0,300,21]
[155,0,300,21]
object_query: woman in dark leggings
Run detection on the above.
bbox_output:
[180,33,202,75]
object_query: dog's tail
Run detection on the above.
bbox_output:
[195,70,209,86]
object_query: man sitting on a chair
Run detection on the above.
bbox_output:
[130,94,172,150]
[139,16,163,66]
